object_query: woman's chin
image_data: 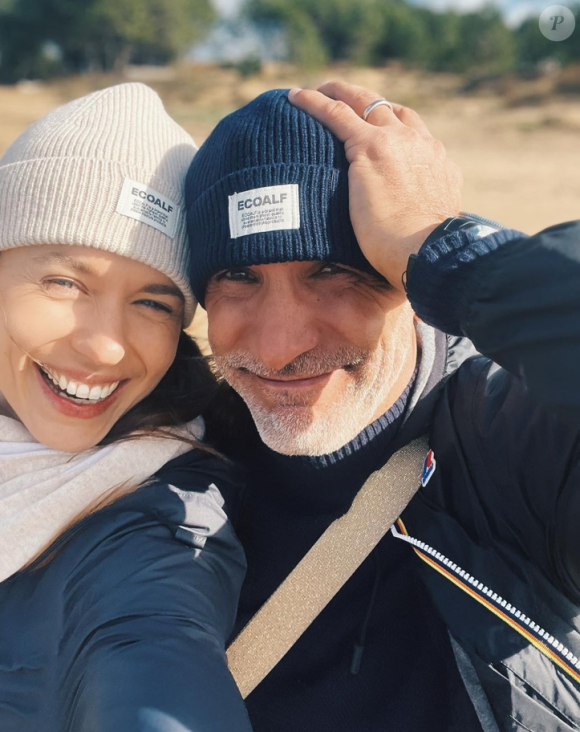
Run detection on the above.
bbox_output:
[24,420,108,452]
[0,393,113,451]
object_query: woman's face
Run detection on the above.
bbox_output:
[0,245,184,452]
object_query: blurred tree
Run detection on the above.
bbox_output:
[248,0,431,67]
[247,0,395,67]
[421,8,517,74]
[461,8,517,74]
[371,3,431,65]
[246,0,518,73]
[0,0,215,82]
[245,0,326,68]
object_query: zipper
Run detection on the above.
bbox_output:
[391,519,580,686]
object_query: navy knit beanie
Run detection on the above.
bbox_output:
[185,88,381,305]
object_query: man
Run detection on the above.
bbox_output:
[184,82,580,731]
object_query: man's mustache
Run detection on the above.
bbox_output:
[214,347,371,380]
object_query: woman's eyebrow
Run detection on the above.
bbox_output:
[32,252,99,276]
[141,283,184,301]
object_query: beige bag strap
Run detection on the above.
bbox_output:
[226,436,429,699]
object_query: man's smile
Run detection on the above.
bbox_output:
[245,371,334,391]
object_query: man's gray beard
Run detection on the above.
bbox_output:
[213,332,408,456]
[241,378,382,455]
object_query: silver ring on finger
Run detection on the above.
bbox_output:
[362,99,394,122]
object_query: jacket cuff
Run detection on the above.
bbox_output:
[406,228,524,335]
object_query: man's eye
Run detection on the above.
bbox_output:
[315,264,348,276]
[216,268,256,283]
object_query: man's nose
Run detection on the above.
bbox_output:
[70,311,126,366]
[251,291,319,371]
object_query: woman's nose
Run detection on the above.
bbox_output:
[70,316,126,366]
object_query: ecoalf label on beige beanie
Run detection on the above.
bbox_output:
[116,177,180,239]
[0,82,198,325]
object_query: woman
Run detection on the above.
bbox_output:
[0,83,252,731]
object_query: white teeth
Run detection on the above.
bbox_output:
[40,366,120,402]
[88,385,103,401]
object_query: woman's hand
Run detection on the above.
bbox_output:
[288,81,463,291]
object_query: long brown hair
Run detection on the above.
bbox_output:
[99,330,220,447]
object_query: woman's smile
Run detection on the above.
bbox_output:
[37,362,122,400]
[34,361,128,420]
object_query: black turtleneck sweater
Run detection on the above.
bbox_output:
[231,375,483,732]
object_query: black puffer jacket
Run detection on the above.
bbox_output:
[0,451,252,732]
[400,220,580,731]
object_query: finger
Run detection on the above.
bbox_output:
[391,105,433,139]
[317,80,434,139]
[317,80,400,128]
[287,87,369,143]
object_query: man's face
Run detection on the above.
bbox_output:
[205,261,417,456]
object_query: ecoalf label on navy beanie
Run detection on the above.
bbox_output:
[228,184,300,239]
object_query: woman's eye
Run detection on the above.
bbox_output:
[137,299,173,314]
[44,278,78,291]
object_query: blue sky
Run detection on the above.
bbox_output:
[211,0,570,28]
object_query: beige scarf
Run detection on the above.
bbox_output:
[0,415,203,583]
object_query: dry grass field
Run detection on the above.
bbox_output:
[1,62,579,344]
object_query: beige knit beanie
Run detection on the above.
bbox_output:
[0,82,197,325]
